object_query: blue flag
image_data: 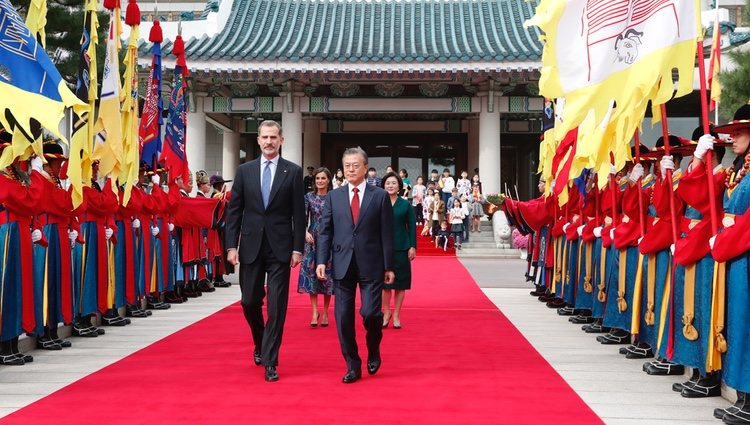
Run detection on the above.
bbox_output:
[139,40,162,169]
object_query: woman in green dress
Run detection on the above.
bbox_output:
[381,172,416,329]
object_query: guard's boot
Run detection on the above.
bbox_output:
[597,329,630,344]
[715,391,746,420]
[10,337,32,363]
[672,368,700,392]
[36,327,63,350]
[644,358,684,376]
[721,391,750,424]
[49,325,72,348]
[557,305,576,316]
[197,278,215,293]
[126,303,150,318]
[582,320,610,333]
[72,316,99,337]
[0,339,24,365]
[681,372,721,398]
[164,290,185,304]
[102,308,129,326]
[624,341,654,359]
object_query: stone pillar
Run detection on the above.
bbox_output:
[467,118,479,176]
[187,96,207,195]
[478,95,501,195]
[303,118,322,169]
[281,93,303,166]
[222,128,240,188]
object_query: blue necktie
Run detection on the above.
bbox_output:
[262,160,272,208]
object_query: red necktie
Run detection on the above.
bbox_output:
[351,187,360,224]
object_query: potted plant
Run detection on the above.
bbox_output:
[483,193,506,217]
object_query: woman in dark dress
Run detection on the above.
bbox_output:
[297,168,334,327]
[381,172,416,329]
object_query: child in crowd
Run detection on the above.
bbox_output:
[470,182,484,232]
[434,221,451,251]
[421,188,435,236]
[448,198,467,249]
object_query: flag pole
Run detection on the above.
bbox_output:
[660,103,680,360]
[697,41,720,236]
[633,131,646,237]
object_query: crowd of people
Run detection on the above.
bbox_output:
[504,104,750,425]
[0,128,234,365]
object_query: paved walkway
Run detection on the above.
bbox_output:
[0,259,733,424]
[469,258,731,425]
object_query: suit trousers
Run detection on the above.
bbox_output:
[334,254,384,371]
[239,234,290,367]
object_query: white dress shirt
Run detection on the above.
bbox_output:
[348,180,367,208]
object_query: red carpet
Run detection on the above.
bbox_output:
[2,258,601,425]
[415,224,456,256]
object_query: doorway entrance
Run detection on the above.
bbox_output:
[321,133,468,183]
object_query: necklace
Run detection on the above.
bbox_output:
[725,152,750,192]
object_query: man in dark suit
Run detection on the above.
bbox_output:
[316,147,394,384]
[225,120,305,382]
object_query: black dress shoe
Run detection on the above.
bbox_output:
[253,349,262,366]
[37,337,63,350]
[557,306,576,316]
[367,358,381,376]
[569,315,596,324]
[342,369,362,384]
[624,342,654,359]
[265,366,279,382]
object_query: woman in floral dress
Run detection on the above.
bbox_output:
[297,168,334,327]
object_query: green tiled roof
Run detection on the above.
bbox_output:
[145,0,542,68]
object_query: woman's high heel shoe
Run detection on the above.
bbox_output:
[310,311,319,328]
[382,314,391,328]
[321,313,329,327]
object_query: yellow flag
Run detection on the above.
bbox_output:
[92,8,123,182]
[120,24,140,206]
[68,0,99,208]
[527,0,701,176]
[25,0,47,46]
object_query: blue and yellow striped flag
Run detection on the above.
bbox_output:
[0,0,83,168]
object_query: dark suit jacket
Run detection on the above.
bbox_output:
[225,156,305,264]
[316,183,394,281]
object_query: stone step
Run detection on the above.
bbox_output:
[456,248,522,259]
[460,241,499,249]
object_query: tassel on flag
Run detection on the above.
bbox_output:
[139,21,164,170]
[160,35,190,184]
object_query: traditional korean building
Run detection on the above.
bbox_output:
[138,0,546,198]
[136,0,750,198]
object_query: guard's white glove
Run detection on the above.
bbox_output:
[151,174,161,186]
[30,156,44,173]
[660,155,675,178]
[670,244,675,255]
[104,227,113,240]
[610,164,617,175]
[709,235,717,250]
[550,180,556,192]
[577,225,585,237]
[132,218,141,229]
[168,223,174,232]
[151,226,159,236]
[609,228,615,240]
[562,222,570,232]
[694,134,715,160]
[593,226,603,238]
[629,163,644,183]
[638,236,644,245]
[31,229,42,243]
[68,230,78,244]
